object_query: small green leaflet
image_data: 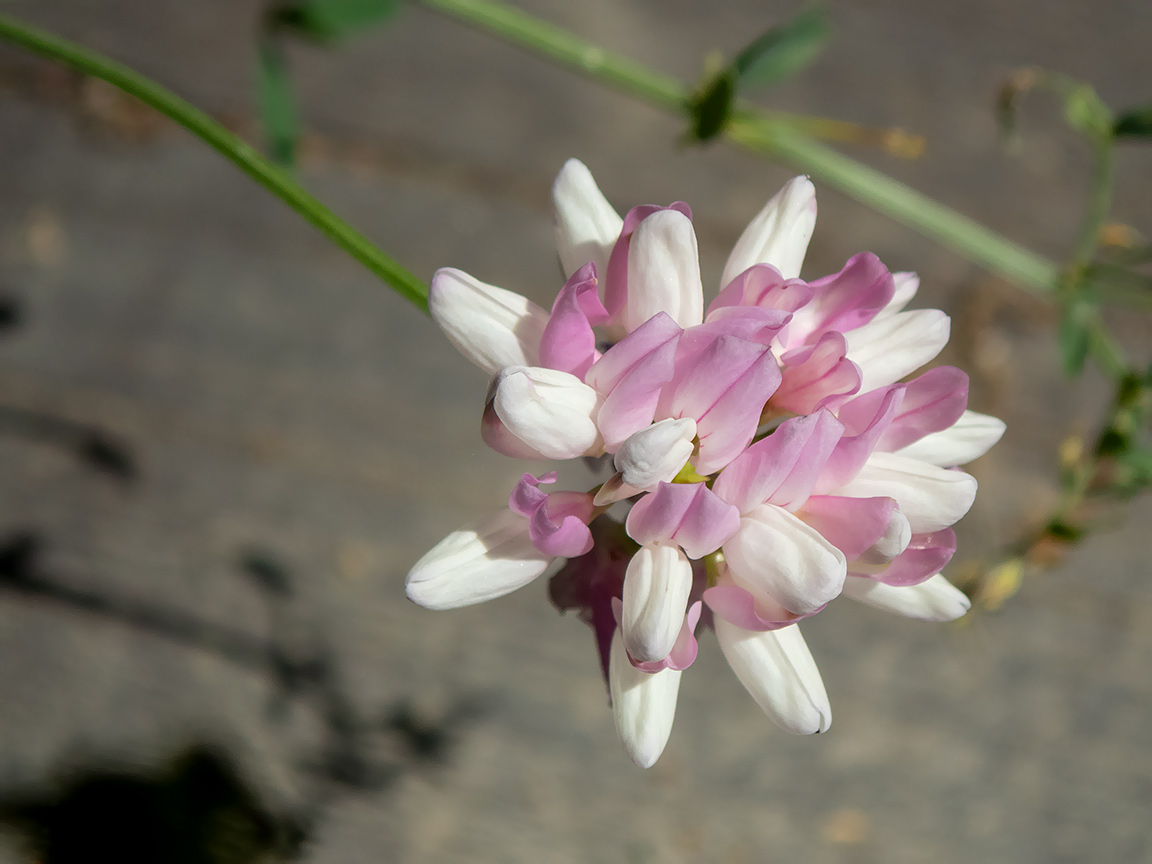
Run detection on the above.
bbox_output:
[1113,105,1152,140]
[733,5,829,89]
[256,35,298,167]
[274,0,403,41]
[686,6,830,143]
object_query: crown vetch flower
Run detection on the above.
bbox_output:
[408,159,1005,767]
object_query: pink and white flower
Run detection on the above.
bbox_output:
[407,159,1004,768]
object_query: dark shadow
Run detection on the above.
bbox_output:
[0,406,136,482]
[0,534,489,853]
[0,746,306,864]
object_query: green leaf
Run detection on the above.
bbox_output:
[1058,298,1094,376]
[733,6,829,90]
[276,0,402,41]
[1044,519,1084,543]
[256,36,298,167]
[1063,83,1112,140]
[1113,105,1152,139]
[686,70,736,142]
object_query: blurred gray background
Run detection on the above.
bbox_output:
[0,1,1151,861]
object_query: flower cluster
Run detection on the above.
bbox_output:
[406,160,1004,767]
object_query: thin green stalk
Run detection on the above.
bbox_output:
[422,0,1061,293]
[1070,141,1114,269]
[0,13,429,314]
[730,117,1060,291]
[420,0,688,111]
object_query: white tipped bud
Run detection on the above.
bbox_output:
[483,366,603,460]
[615,418,697,489]
[429,269,549,376]
[621,544,693,663]
[609,630,681,768]
[405,510,551,610]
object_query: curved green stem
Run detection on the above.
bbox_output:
[0,13,429,314]
[422,0,1061,293]
[729,117,1060,291]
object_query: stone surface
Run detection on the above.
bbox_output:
[0,1,1150,862]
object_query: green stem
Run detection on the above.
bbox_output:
[0,13,429,314]
[420,0,688,111]
[730,118,1059,291]
[422,0,1061,293]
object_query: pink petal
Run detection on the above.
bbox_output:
[508,473,594,558]
[665,335,782,475]
[773,331,862,415]
[626,482,741,559]
[703,582,803,632]
[712,410,844,514]
[707,263,813,318]
[816,386,905,492]
[586,312,683,394]
[875,366,969,452]
[861,528,956,586]
[799,495,899,559]
[786,252,895,346]
[539,262,609,378]
[588,313,683,450]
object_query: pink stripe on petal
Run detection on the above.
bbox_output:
[863,528,956,586]
[816,386,905,492]
[539,262,608,378]
[792,252,895,344]
[712,410,844,514]
[626,482,741,559]
[875,366,969,452]
[667,335,782,475]
[800,495,898,559]
[708,264,814,318]
[596,336,681,451]
[773,331,862,415]
[703,584,803,631]
[586,312,681,393]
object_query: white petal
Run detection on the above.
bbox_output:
[833,452,977,534]
[841,573,970,622]
[610,630,682,768]
[894,410,1006,467]
[723,504,847,616]
[720,176,817,286]
[845,309,950,392]
[492,366,603,460]
[406,510,550,610]
[873,271,919,319]
[614,418,697,489]
[849,510,912,574]
[428,269,549,376]
[714,619,831,734]
[553,158,623,279]
[621,209,704,332]
[622,544,693,663]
